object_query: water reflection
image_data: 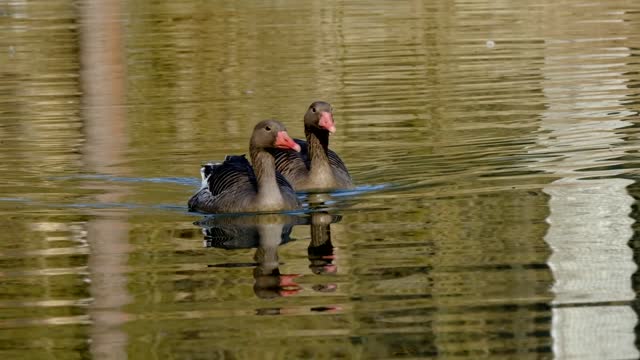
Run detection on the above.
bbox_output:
[533,17,639,358]
[3,0,640,358]
[198,213,340,301]
[80,1,130,359]
[308,213,338,278]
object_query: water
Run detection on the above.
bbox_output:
[1,0,640,358]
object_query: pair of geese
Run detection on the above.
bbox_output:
[188,101,352,213]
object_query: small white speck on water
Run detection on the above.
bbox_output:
[486,40,495,49]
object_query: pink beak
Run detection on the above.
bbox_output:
[318,112,336,134]
[323,264,338,274]
[279,274,301,287]
[275,131,301,152]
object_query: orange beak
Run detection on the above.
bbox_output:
[319,112,336,134]
[275,131,301,152]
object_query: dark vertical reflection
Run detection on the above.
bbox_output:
[80,1,131,359]
[308,213,338,278]
[251,221,302,300]
[627,181,640,354]
[624,40,640,354]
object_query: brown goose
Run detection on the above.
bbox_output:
[188,120,301,213]
[269,101,353,191]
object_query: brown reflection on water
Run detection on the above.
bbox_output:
[81,1,131,359]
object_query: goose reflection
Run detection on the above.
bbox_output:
[198,214,301,298]
[197,212,341,299]
[307,212,339,293]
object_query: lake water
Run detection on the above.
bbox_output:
[1,0,640,358]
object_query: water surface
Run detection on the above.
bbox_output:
[1,0,640,359]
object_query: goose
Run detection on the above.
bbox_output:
[269,101,353,191]
[188,119,301,213]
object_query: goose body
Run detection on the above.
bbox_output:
[270,101,353,191]
[188,120,301,213]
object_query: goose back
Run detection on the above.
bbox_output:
[188,155,299,213]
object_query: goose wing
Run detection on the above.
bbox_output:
[205,155,257,197]
[188,155,257,212]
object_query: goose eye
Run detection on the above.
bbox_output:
[265,126,271,131]
[311,107,316,113]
